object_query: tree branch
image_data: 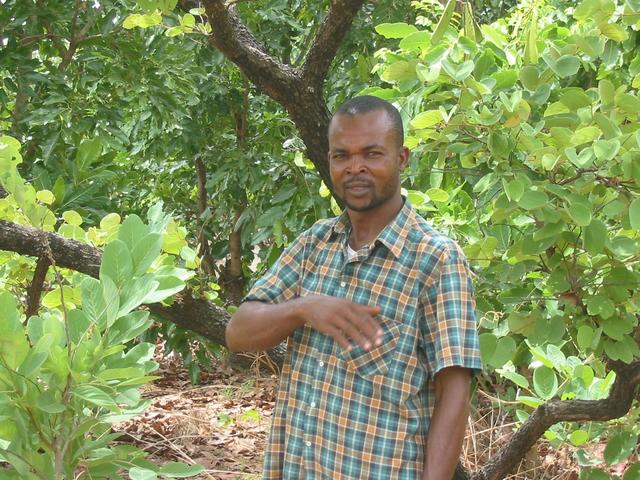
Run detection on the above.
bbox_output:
[202,0,299,105]
[301,0,367,88]
[470,360,640,480]
[201,0,367,192]
[26,254,51,318]
[0,219,285,365]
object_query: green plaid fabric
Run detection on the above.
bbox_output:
[245,201,481,479]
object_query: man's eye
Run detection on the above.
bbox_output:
[367,151,382,157]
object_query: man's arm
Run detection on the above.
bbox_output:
[422,366,472,480]
[226,295,383,353]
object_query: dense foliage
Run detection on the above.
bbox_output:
[368,0,640,475]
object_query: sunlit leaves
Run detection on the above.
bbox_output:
[375,23,418,39]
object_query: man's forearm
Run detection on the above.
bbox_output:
[225,300,306,352]
[422,367,471,480]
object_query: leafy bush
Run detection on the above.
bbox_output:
[0,136,202,479]
[369,0,640,475]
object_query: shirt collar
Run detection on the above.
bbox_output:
[331,199,416,259]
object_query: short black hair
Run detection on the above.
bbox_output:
[332,95,404,146]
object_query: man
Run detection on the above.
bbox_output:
[226,96,481,479]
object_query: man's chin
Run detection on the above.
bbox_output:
[344,198,379,212]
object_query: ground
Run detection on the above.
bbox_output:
[113,349,636,480]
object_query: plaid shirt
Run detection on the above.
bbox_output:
[245,201,481,479]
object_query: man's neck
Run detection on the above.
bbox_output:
[347,195,404,250]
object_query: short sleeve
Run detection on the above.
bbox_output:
[243,230,308,304]
[421,242,482,377]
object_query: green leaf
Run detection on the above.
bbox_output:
[571,126,601,145]
[181,13,195,27]
[574,0,615,23]
[593,139,620,162]
[586,295,616,319]
[599,79,615,107]
[119,214,149,251]
[431,0,456,44]
[74,385,118,409]
[100,212,121,230]
[579,469,611,480]
[550,55,581,78]
[381,60,418,83]
[143,276,185,303]
[131,233,163,276]
[100,239,133,287]
[400,31,430,51]
[604,431,637,465]
[375,22,419,39]
[609,236,637,257]
[498,370,529,388]
[533,366,558,399]
[584,219,607,254]
[442,59,474,82]
[68,309,92,344]
[36,390,66,414]
[158,462,204,478]
[566,202,592,227]
[518,190,548,210]
[615,92,640,114]
[490,336,516,368]
[118,276,159,316]
[623,463,640,480]
[76,137,102,169]
[129,467,158,480]
[508,312,536,336]
[560,88,592,110]
[570,430,590,446]
[410,110,443,129]
[479,333,497,364]
[503,179,524,202]
[0,293,29,369]
[519,66,540,92]
[600,23,628,42]
[426,188,449,202]
[629,199,640,230]
[517,394,545,408]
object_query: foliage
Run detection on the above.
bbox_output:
[0,136,202,478]
[370,0,640,474]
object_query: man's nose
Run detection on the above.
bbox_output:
[346,154,366,173]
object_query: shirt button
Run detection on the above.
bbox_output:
[310,401,316,408]
[340,281,346,288]
[306,441,312,447]
[318,361,325,367]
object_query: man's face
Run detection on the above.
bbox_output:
[328,110,408,213]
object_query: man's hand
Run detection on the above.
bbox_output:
[226,296,383,353]
[297,295,383,351]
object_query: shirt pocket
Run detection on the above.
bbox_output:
[339,318,401,378]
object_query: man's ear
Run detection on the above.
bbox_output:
[398,146,410,171]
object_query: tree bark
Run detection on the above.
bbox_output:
[0,219,285,365]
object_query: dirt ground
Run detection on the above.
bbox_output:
[113,350,637,480]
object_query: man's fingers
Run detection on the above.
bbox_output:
[339,312,373,350]
[326,325,351,351]
[353,304,383,339]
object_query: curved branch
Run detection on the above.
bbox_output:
[0,219,285,365]
[202,0,299,104]
[471,360,640,480]
[301,0,367,88]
